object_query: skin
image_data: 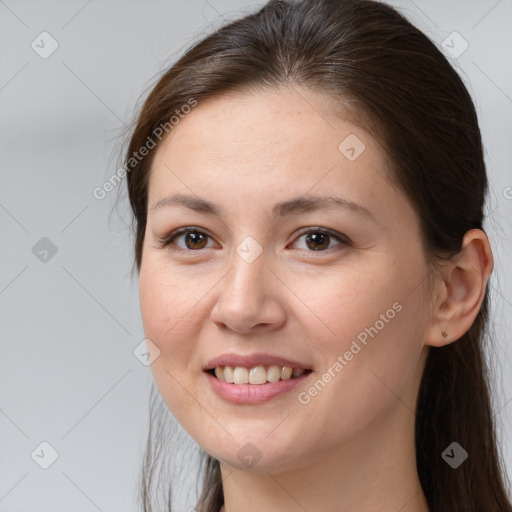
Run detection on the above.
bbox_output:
[138,86,493,512]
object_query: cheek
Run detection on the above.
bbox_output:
[290,260,406,349]
[139,264,206,429]
[292,258,428,422]
[138,259,201,370]
[140,249,201,329]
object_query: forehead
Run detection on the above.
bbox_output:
[162,87,362,154]
[146,86,412,230]
[152,88,379,178]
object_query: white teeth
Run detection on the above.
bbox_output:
[249,366,267,384]
[212,365,308,384]
[223,365,234,384]
[280,366,293,380]
[233,367,249,384]
[267,365,281,383]
[214,367,224,382]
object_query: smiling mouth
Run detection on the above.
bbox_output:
[206,365,313,385]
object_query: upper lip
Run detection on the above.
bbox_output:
[203,352,312,371]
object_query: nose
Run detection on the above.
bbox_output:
[210,249,287,334]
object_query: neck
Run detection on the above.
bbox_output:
[217,403,429,512]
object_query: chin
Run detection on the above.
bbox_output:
[203,436,305,474]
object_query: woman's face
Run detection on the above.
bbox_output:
[139,87,432,472]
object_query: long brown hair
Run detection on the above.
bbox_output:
[118,1,512,510]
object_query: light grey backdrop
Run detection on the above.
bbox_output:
[1,0,511,511]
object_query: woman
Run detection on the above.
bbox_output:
[120,0,512,510]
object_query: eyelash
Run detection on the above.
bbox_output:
[156,226,351,254]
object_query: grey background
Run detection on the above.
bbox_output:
[1,0,511,511]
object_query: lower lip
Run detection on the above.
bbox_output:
[204,370,313,404]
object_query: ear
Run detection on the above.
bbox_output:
[425,229,493,347]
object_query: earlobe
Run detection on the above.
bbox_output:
[425,229,493,348]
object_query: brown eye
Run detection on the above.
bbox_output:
[304,232,331,251]
[182,232,209,250]
[163,228,216,251]
[291,229,350,252]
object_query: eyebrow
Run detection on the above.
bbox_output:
[151,193,375,221]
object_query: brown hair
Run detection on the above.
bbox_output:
[118,0,512,510]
